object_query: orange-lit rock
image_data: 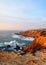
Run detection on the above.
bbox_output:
[20,29,46,52]
[22,36,46,52]
[19,29,46,37]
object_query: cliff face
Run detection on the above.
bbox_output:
[19,29,46,52]
[19,30,40,38]
[22,36,46,52]
[19,29,46,38]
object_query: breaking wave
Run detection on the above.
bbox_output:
[0,34,34,52]
[12,34,34,41]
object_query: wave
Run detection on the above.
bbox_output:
[0,40,25,48]
[12,34,22,39]
[0,40,26,52]
[21,37,34,41]
[0,34,34,52]
[12,34,34,41]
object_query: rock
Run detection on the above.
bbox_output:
[19,29,46,53]
[19,29,46,37]
[14,44,20,51]
[7,45,11,48]
[22,36,46,53]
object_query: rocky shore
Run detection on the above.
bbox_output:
[0,29,46,65]
[19,29,46,53]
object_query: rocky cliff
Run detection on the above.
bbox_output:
[19,29,46,53]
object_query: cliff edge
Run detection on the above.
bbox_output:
[19,29,46,53]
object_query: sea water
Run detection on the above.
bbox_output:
[0,30,34,52]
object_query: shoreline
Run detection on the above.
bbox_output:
[0,29,46,65]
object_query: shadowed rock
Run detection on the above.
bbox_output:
[14,44,20,51]
[7,45,11,48]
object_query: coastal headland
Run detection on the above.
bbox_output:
[0,29,46,65]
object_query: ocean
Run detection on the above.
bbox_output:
[0,30,34,52]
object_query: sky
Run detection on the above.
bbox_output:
[0,0,46,30]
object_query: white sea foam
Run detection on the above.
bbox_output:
[0,34,34,48]
[3,40,18,47]
[0,34,34,52]
[22,37,34,41]
[12,34,21,38]
[0,40,25,47]
[12,34,34,41]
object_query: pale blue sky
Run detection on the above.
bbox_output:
[0,0,46,30]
